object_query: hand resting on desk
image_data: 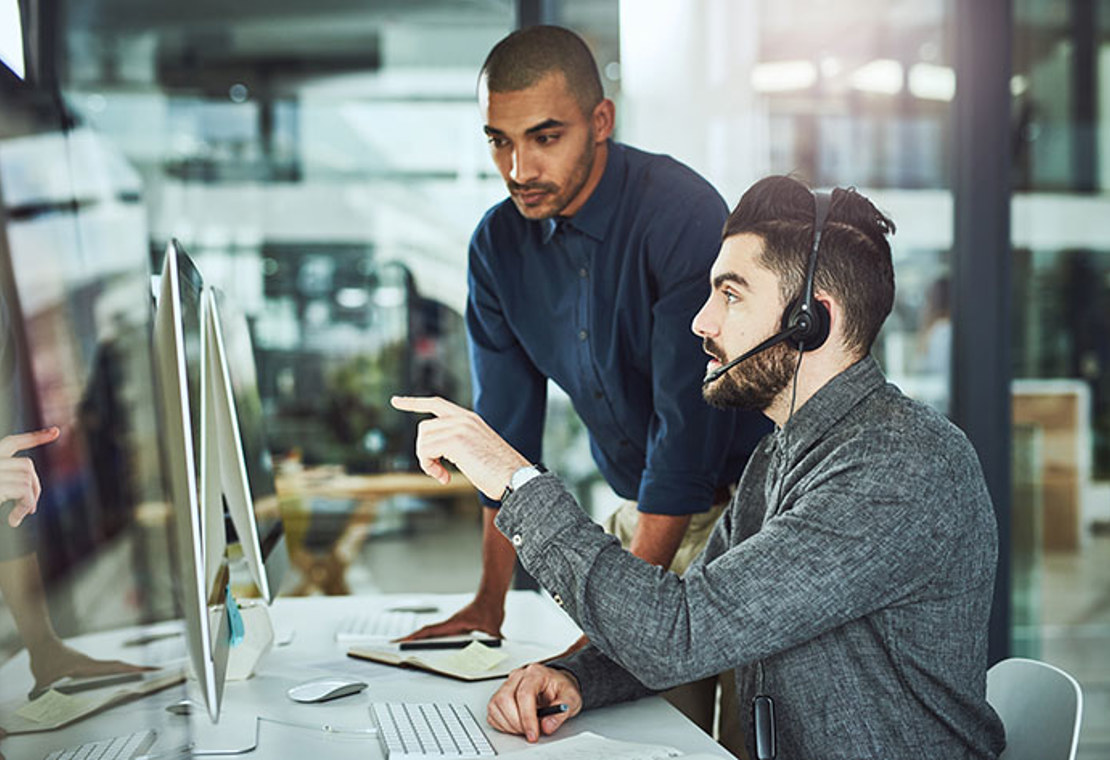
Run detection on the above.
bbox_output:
[486,663,582,743]
[398,598,504,642]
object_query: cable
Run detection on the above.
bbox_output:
[258,715,379,737]
[770,345,806,517]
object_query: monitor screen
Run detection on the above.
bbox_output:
[153,241,229,722]
[175,250,204,476]
[207,287,286,602]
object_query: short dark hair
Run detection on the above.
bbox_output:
[480,25,603,114]
[723,175,897,356]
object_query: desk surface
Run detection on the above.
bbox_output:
[1,592,731,759]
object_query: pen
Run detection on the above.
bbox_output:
[536,704,568,718]
[398,638,502,651]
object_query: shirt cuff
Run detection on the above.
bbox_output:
[493,472,614,623]
[548,646,655,711]
[494,473,591,555]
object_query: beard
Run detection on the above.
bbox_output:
[701,337,796,411]
[507,134,596,220]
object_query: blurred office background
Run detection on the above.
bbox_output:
[1,0,1108,756]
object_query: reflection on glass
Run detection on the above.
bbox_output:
[0,84,187,757]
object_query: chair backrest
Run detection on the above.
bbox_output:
[987,657,1083,760]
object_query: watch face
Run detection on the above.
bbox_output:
[511,464,546,490]
[510,466,533,489]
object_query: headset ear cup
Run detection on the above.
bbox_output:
[804,299,831,350]
[782,297,831,351]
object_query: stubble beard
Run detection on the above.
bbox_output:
[508,134,596,221]
[702,338,797,412]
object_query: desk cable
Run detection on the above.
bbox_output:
[258,715,379,737]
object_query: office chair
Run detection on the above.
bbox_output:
[987,657,1083,760]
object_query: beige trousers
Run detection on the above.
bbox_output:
[601,501,747,759]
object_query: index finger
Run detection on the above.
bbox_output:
[0,427,60,458]
[390,396,465,418]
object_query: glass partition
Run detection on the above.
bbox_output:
[1011,3,1110,755]
[0,78,187,758]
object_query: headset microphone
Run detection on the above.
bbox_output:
[701,189,833,387]
[702,323,803,385]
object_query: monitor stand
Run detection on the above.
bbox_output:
[226,600,274,681]
[187,704,260,755]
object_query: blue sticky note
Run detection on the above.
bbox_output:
[226,587,245,647]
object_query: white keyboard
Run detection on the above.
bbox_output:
[371,703,496,759]
[335,610,420,642]
[44,729,157,760]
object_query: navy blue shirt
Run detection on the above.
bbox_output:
[467,142,770,516]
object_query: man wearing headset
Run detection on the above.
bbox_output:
[393,176,1006,759]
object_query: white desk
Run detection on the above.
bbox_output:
[1,592,732,759]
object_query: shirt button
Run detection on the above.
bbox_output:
[552,593,565,607]
[594,389,603,399]
[511,534,523,547]
[578,330,588,341]
[578,268,588,279]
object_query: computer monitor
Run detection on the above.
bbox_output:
[204,287,288,603]
[153,240,230,722]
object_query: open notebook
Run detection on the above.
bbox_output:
[348,639,559,682]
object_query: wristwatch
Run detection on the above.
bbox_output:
[501,463,548,503]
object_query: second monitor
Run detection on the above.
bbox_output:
[204,287,287,604]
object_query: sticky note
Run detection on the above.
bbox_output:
[443,641,508,673]
[16,689,89,724]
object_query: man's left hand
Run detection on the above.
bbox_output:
[390,396,530,500]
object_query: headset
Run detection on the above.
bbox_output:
[702,188,833,386]
[783,189,832,352]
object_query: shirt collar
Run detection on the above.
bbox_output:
[539,140,622,245]
[777,355,887,458]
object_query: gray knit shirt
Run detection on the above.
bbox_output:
[496,356,1006,759]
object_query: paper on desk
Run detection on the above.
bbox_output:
[442,641,507,673]
[499,731,723,759]
[15,690,92,725]
[0,667,185,735]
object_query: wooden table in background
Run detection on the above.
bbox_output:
[275,468,478,595]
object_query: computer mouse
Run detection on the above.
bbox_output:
[286,678,368,704]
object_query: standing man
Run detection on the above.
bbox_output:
[402,25,767,746]
[394,176,1006,759]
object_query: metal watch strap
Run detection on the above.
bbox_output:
[501,463,548,503]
